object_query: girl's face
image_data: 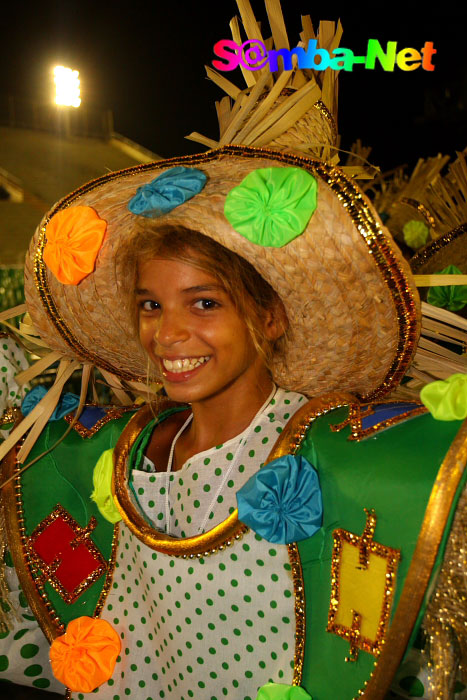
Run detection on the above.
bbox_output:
[137,257,276,406]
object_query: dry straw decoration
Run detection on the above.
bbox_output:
[362,150,467,394]
[21,146,419,401]
[0,0,422,467]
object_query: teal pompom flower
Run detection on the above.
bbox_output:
[128,166,207,218]
[236,454,322,544]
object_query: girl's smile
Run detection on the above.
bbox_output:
[159,355,211,383]
[137,257,276,407]
[161,356,210,373]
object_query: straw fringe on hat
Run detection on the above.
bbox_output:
[362,150,467,393]
[0,0,421,466]
[187,0,371,179]
[23,145,419,402]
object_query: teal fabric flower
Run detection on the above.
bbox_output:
[420,373,467,421]
[256,682,312,699]
[403,220,430,250]
[236,454,322,544]
[128,167,207,218]
[224,167,318,247]
[21,385,80,421]
[427,265,467,311]
[91,449,122,524]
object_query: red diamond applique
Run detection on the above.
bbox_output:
[27,505,107,604]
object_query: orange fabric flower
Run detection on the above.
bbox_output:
[50,616,120,692]
[43,205,107,285]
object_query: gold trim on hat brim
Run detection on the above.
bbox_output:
[30,145,419,401]
[410,222,467,274]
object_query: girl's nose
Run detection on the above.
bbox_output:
[153,312,189,347]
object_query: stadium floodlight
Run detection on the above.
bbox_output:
[53,66,81,107]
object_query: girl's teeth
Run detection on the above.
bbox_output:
[163,357,209,373]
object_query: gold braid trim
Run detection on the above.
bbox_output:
[0,502,21,634]
[423,479,467,698]
[362,418,467,698]
[0,410,23,632]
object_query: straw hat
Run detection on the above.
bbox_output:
[411,223,467,278]
[0,0,423,471]
[24,144,419,401]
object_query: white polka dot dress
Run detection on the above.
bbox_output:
[132,389,306,537]
[84,389,306,700]
[0,552,64,693]
[0,336,29,420]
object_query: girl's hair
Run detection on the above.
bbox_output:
[119,223,287,371]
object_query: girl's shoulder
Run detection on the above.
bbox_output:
[124,400,190,473]
[145,406,191,472]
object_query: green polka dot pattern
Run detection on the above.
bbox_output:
[0,389,302,698]
[94,525,295,698]
[132,389,306,537]
[0,550,63,692]
[0,338,30,426]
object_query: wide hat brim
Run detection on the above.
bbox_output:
[411,223,467,276]
[24,145,420,400]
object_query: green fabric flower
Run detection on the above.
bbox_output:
[224,167,318,247]
[91,449,122,523]
[402,220,430,250]
[420,373,467,421]
[427,265,467,311]
[256,682,312,699]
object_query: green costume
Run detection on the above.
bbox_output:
[1,391,465,699]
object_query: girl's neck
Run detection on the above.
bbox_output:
[173,372,275,468]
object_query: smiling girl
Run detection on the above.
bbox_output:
[1,145,463,700]
[113,223,307,549]
[0,6,466,697]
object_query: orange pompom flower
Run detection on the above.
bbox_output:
[49,616,120,692]
[43,205,107,285]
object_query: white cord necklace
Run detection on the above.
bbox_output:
[164,385,277,535]
[164,412,193,531]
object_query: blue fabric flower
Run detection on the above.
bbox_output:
[236,455,322,544]
[128,167,207,218]
[21,386,80,421]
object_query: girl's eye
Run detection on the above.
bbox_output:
[193,299,219,311]
[139,300,160,312]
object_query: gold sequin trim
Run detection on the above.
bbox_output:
[33,145,418,399]
[2,429,120,642]
[327,508,400,659]
[0,406,22,427]
[410,222,467,272]
[63,405,136,438]
[288,542,306,686]
[26,504,107,605]
[266,391,357,461]
[360,418,467,698]
[313,99,338,144]
[2,440,63,641]
[330,401,427,441]
[113,395,354,558]
[94,523,120,617]
[266,392,362,688]
[400,197,437,230]
[113,404,250,556]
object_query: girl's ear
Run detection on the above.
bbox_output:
[263,302,288,341]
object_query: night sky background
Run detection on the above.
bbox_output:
[1,0,467,172]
